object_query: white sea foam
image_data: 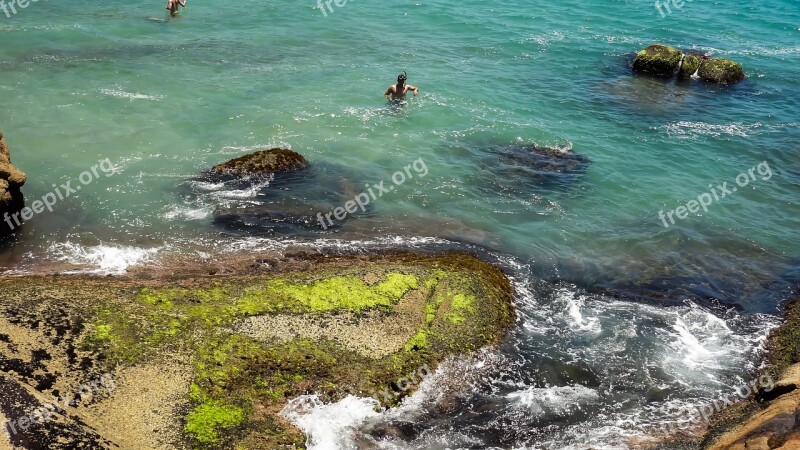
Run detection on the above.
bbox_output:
[162,204,213,221]
[281,395,381,450]
[220,235,451,253]
[662,121,762,138]
[692,44,800,57]
[99,88,164,101]
[507,385,600,417]
[45,242,163,275]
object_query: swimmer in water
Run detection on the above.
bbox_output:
[166,0,187,16]
[384,72,419,101]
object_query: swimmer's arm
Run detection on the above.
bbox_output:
[179,0,187,6]
[407,85,419,96]
[384,86,394,100]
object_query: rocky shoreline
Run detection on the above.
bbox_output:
[652,298,800,450]
[698,297,800,450]
[0,251,515,449]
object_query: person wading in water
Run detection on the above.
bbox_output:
[384,72,419,101]
[166,0,187,16]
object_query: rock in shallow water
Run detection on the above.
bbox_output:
[631,45,745,84]
[698,58,746,84]
[632,44,683,78]
[0,131,26,236]
[678,54,701,79]
[211,148,307,177]
[489,143,591,192]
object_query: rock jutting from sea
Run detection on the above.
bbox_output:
[0,131,26,235]
[631,44,745,84]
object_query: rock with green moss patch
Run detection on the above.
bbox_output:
[0,251,515,450]
[632,44,683,78]
[698,58,745,84]
[184,402,245,445]
[211,148,307,177]
[678,54,701,79]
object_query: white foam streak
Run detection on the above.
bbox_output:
[99,88,164,101]
[46,242,163,275]
[281,395,381,450]
[508,385,600,417]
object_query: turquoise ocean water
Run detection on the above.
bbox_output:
[1,0,799,448]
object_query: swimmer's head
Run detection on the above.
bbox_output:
[397,71,407,84]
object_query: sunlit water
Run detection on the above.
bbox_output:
[1,0,799,448]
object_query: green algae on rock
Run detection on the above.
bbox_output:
[631,45,746,84]
[211,148,307,177]
[0,251,514,449]
[678,54,701,79]
[698,58,746,84]
[632,44,683,78]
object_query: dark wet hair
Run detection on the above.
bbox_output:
[397,71,408,83]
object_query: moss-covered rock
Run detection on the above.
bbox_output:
[678,54,701,79]
[698,58,745,84]
[632,44,683,78]
[0,251,515,449]
[211,148,307,177]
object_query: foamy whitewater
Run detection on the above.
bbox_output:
[273,253,779,449]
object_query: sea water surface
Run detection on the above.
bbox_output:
[1,0,799,448]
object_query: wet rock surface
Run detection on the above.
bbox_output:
[210,148,307,177]
[469,143,591,196]
[0,131,26,236]
[0,251,515,449]
[696,299,800,450]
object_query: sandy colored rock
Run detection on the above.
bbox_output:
[777,430,800,449]
[0,131,26,235]
[84,361,192,450]
[0,132,26,189]
[708,390,800,450]
[777,364,800,390]
[237,288,427,358]
[0,410,15,450]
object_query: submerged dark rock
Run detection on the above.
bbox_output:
[486,143,591,193]
[212,203,337,234]
[211,148,307,177]
[0,131,26,236]
[182,158,369,234]
[497,144,590,174]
